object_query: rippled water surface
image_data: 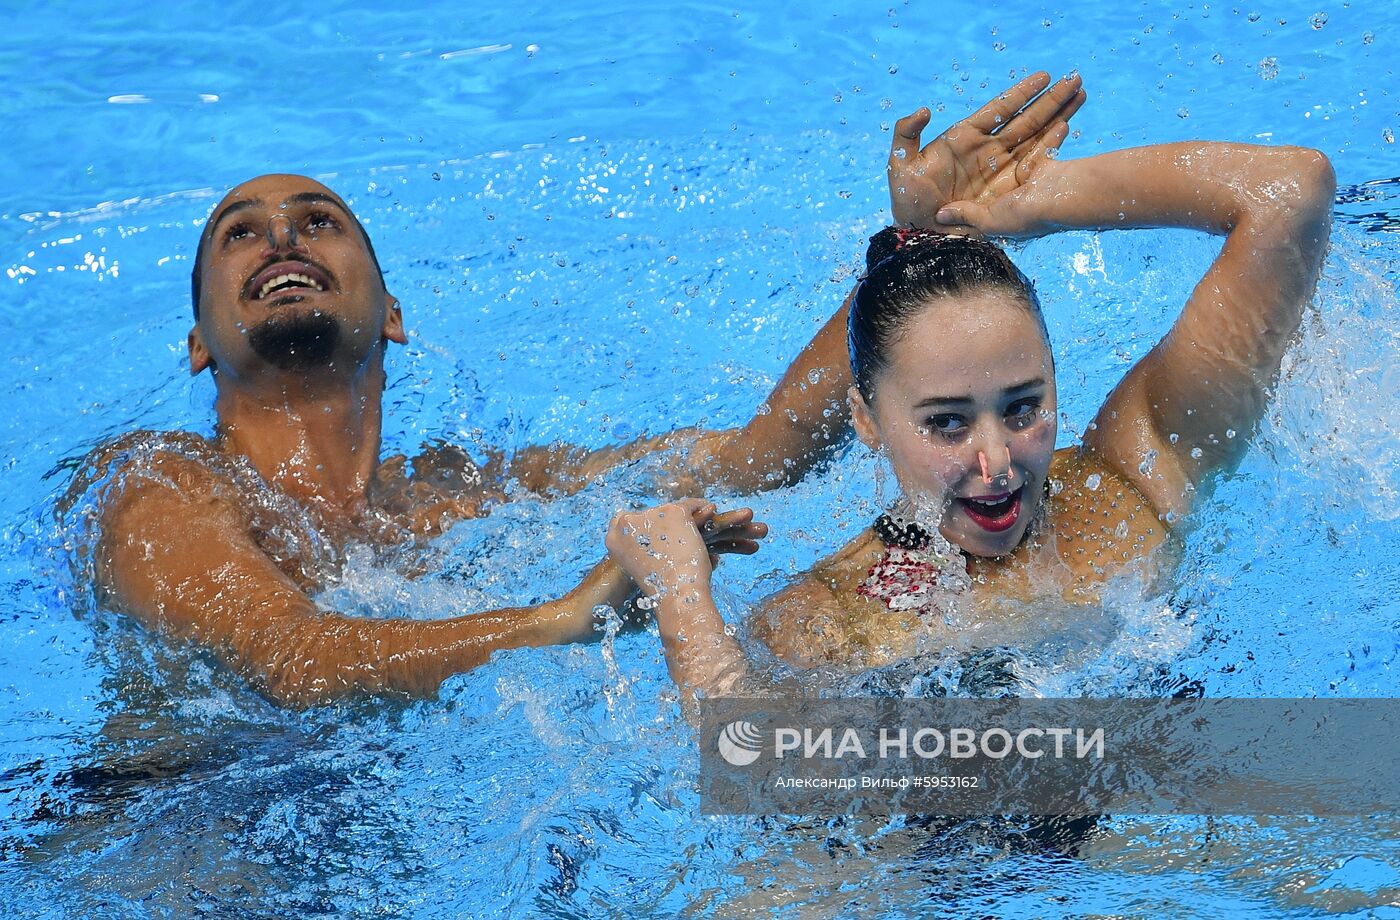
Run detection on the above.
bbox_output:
[2,1,1399,917]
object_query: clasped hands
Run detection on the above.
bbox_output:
[888,70,1085,238]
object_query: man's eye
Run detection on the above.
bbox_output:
[306,212,338,232]
[223,223,252,242]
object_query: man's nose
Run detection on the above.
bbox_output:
[264,214,306,254]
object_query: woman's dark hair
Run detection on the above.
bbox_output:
[848,228,1048,400]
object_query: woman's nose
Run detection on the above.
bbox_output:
[975,437,1014,488]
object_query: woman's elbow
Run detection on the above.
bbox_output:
[1279,146,1336,216]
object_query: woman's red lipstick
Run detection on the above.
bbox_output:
[957,485,1023,532]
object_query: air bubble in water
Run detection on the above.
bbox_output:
[993,42,1006,52]
[1177,107,1190,119]
[1211,52,1225,65]
[1309,11,1328,29]
[1363,31,1374,44]
[888,65,898,74]
[1247,10,1261,21]
[1384,128,1395,144]
[1258,57,1280,80]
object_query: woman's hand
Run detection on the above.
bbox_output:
[889,70,1084,235]
[606,499,767,597]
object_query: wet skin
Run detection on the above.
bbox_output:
[757,291,1169,668]
[86,172,855,704]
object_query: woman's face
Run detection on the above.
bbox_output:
[852,289,1058,558]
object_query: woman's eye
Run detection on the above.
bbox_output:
[927,415,965,436]
[1007,399,1041,425]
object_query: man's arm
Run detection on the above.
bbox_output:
[98,454,631,706]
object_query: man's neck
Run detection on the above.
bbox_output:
[212,366,386,514]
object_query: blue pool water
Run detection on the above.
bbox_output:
[3,1,1399,916]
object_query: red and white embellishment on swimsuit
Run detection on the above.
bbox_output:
[857,502,973,621]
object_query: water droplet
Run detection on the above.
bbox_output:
[1309,12,1328,29]
[1041,18,1053,27]
[833,91,843,103]
[1168,432,1180,444]
[1211,52,1225,65]
[1177,107,1190,119]
[1384,128,1395,144]
[1247,10,1261,21]
[893,148,906,159]
[1363,31,1374,44]
[1258,56,1280,80]
[880,97,893,110]
[1085,473,1102,491]
[1225,428,1237,439]
[1190,447,1204,459]
[888,64,899,74]
[1139,449,1158,476]
[993,42,1006,52]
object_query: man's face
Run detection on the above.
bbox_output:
[189,174,405,382]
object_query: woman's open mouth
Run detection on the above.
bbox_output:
[956,485,1023,533]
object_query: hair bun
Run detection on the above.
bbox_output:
[864,226,962,274]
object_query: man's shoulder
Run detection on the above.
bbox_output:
[63,430,238,518]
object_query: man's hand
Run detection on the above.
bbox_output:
[888,70,1084,232]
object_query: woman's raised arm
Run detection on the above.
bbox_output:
[932,141,1335,518]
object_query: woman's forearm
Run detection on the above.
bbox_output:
[1022,142,1334,236]
[654,585,751,699]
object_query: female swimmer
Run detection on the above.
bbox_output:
[605,70,1335,696]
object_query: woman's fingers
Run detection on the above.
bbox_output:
[890,108,931,164]
[1013,88,1085,155]
[934,201,994,230]
[964,71,1053,134]
[996,74,1083,148]
[1015,120,1071,182]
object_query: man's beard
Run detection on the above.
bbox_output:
[247,308,342,371]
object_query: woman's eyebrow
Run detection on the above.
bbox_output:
[914,377,1046,409]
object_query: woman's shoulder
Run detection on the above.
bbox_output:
[1043,445,1170,580]
[748,529,927,667]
